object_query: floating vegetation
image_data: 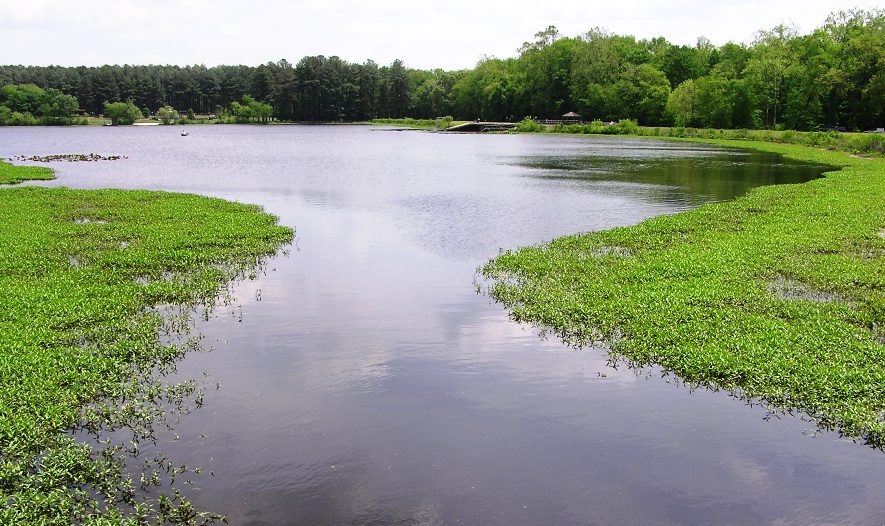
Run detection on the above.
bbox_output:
[0,165,293,524]
[12,153,128,162]
[0,159,54,184]
[483,142,885,448]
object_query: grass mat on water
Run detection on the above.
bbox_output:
[0,176,292,524]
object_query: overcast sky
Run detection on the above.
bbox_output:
[0,0,878,70]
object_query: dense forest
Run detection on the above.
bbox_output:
[0,8,882,130]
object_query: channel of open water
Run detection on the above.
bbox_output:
[2,125,882,525]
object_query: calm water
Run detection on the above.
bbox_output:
[2,126,882,525]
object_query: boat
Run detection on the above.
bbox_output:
[181,131,189,136]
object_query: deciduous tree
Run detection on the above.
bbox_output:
[103,101,141,125]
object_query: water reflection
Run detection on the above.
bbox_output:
[1,126,880,526]
[515,146,828,204]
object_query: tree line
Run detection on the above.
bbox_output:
[0,8,881,130]
[0,83,79,125]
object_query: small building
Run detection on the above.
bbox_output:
[562,111,582,124]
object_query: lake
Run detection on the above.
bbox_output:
[2,125,882,525]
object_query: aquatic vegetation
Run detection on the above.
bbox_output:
[12,153,128,162]
[0,159,54,184]
[483,142,885,447]
[0,170,293,523]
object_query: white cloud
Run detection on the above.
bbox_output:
[0,0,877,68]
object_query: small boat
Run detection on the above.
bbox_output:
[180,131,189,136]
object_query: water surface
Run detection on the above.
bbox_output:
[2,126,881,525]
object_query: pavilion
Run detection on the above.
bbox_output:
[562,111,582,124]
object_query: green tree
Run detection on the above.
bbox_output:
[268,59,297,120]
[0,84,80,124]
[231,96,273,123]
[388,59,412,118]
[570,29,665,122]
[412,69,463,118]
[157,105,179,124]
[611,63,670,124]
[1,84,46,115]
[249,98,273,123]
[778,32,829,130]
[657,43,709,88]
[666,79,698,126]
[667,75,753,129]
[822,9,885,129]
[453,58,525,121]
[103,100,142,125]
[518,27,578,117]
[230,100,249,122]
[711,42,751,79]
[0,10,882,130]
[745,24,796,128]
[694,76,738,128]
[38,89,79,124]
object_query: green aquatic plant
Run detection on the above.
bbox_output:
[483,142,885,447]
[0,159,54,184]
[0,165,293,523]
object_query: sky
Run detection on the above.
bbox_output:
[0,0,879,70]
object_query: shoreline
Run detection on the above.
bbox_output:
[483,139,885,448]
[5,118,883,157]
